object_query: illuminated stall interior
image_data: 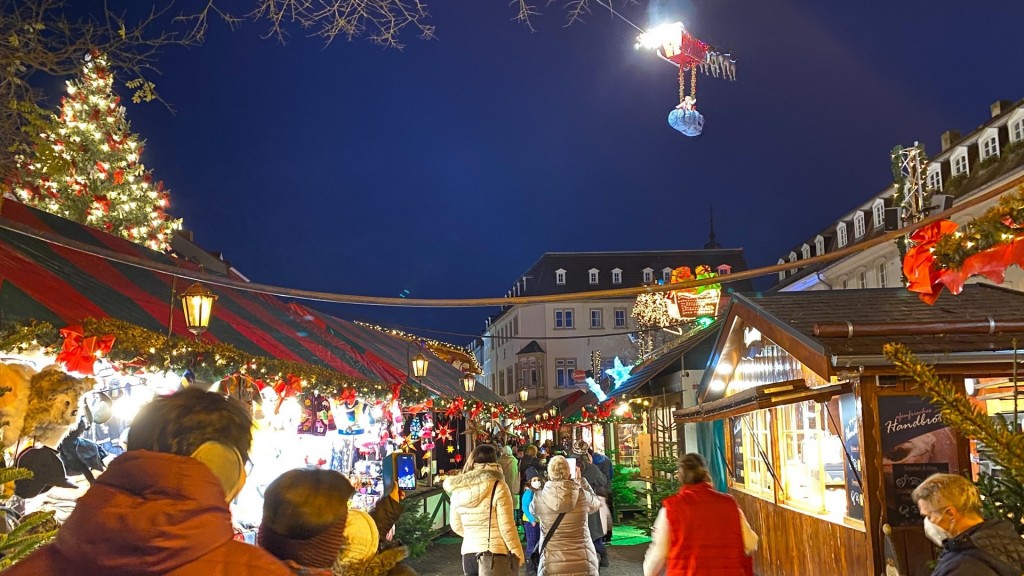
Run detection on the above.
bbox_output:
[677,286,1024,576]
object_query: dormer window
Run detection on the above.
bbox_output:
[952,152,969,176]
[662,268,672,282]
[981,135,999,160]
[555,268,566,285]
[837,223,848,248]
[927,168,942,192]
[853,213,866,238]
[642,268,654,284]
[1013,119,1024,143]
[716,264,732,275]
[788,251,797,263]
[777,259,786,281]
[814,235,825,256]
[611,268,622,285]
[872,200,885,229]
[588,268,599,285]
[801,244,811,260]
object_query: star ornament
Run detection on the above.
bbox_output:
[436,424,453,442]
[454,453,463,463]
[446,445,455,454]
[604,357,633,389]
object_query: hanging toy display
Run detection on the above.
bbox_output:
[636,21,736,137]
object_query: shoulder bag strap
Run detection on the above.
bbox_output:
[540,513,566,555]
[486,480,499,551]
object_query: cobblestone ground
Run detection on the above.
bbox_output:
[406,541,647,576]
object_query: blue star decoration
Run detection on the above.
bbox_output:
[604,357,633,389]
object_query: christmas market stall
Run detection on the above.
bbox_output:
[0,198,509,541]
[675,286,1024,576]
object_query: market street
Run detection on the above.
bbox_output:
[406,541,647,576]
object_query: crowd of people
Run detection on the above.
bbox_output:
[5,388,1016,576]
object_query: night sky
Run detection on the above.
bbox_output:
[66,1,1024,343]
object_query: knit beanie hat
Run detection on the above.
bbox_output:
[258,469,355,569]
[572,441,590,455]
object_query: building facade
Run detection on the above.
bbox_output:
[481,247,750,407]
[773,99,1024,293]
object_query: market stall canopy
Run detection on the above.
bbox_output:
[0,200,501,403]
[606,321,721,400]
[560,390,599,420]
[526,389,584,422]
[691,286,1024,411]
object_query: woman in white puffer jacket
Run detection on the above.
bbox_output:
[444,444,525,575]
[531,455,601,576]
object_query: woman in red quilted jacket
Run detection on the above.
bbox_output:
[642,453,758,576]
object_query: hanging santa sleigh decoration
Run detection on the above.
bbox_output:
[636,22,736,137]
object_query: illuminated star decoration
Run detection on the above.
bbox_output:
[454,453,463,463]
[401,435,417,451]
[420,465,430,477]
[587,377,607,402]
[605,357,633,389]
[436,423,453,443]
[446,445,455,454]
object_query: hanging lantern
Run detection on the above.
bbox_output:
[549,407,557,417]
[462,373,476,393]
[179,282,217,335]
[411,352,430,378]
[518,388,529,403]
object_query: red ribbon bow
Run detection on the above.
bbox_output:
[903,220,959,304]
[339,387,357,404]
[470,401,483,420]
[273,374,303,414]
[445,397,465,418]
[57,324,115,375]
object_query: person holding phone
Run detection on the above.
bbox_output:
[531,455,601,576]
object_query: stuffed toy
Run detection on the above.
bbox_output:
[20,366,95,449]
[0,362,36,449]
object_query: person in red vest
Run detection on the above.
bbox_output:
[642,453,758,576]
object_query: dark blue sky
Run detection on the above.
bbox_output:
[93,1,1024,343]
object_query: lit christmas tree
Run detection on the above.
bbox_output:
[3,53,181,251]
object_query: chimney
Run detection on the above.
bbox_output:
[940,130,961,152]
[990,100,1013,118]
[176,229,195,242]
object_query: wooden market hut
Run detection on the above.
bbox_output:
[675,285,1024,576]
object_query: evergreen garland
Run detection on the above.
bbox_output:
[931,188,1024,270]
[0,318,426,402]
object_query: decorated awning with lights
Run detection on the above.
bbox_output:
[605,321,721,401]
[0,200,502,404]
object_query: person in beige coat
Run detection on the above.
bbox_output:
[530,455,601,576]
[444,444,525,576]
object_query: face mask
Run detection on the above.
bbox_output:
[531,481,542,490]
[924,517,952,546]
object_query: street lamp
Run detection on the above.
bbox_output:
[462,373,477,393]
[548,407,557,417]
[518,388,529,403]
[179,282,217,336]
